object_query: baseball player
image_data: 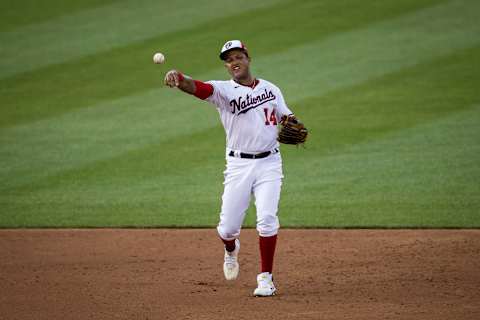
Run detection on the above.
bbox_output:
[164,40,302,296]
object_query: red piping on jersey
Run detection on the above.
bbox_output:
[234,79,259,89]
[249,79,260,89]
[193,80,214,99]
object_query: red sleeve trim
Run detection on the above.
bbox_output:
[193,80,214,100]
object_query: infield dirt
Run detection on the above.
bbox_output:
[0,229,479,319]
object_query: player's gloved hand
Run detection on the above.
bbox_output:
[277,114,308,145]
[164,70,184,88]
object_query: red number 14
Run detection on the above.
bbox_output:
[264,108,277,125]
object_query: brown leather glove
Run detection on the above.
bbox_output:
[277,115,308,145]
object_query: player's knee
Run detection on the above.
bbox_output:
[217,224,241,241]
[256,214,279,237]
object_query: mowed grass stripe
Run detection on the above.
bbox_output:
[0,0,118,32]
[275,105,480,228]
[0,0,446,128]
[274,46,480,228]
[1,126,227,227]
[1,46,478,227]
[284,45,480,155]
[0,89,220,190]
[0,0,285,79]
[1,0,477,190]
[259,0,480,99]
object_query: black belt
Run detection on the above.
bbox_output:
[228,149,278,159]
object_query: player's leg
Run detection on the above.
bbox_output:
[217,158,255,280]
[217,159,254,241]
[252,156,283,296]
[253,178,282,273]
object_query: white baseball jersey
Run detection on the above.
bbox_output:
[205,79,293,154]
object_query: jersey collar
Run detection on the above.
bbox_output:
[232,78,259,89]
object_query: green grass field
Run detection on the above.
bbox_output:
[1,0,479,227]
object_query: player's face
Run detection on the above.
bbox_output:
[224,50,251,81]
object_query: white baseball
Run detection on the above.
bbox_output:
[153,52,165,64]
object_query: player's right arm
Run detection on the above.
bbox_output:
[164,70,213,100]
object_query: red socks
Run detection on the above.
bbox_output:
[259,234,277,273]
[220,234,278,272]
[222,238,236,252]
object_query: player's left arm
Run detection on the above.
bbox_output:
[274,88,294,120]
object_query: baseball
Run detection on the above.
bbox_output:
[153,52,165,64]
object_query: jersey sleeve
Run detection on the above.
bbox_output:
[275,87,293,118]
[203,80,227,108]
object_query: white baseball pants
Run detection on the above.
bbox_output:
[217,152,283,240]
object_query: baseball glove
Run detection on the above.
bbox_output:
[277,114,308,145]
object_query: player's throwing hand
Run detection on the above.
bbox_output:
[164,70,182,88]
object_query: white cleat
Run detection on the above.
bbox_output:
[253,272,277,297]
[223,239,240,280]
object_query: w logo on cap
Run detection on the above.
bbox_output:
[219,40,249,60]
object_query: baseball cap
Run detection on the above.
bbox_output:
[219,40,249,60]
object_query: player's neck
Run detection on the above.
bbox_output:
[234,75,257,88]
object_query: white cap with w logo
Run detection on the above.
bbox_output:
[219,40,249,60]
